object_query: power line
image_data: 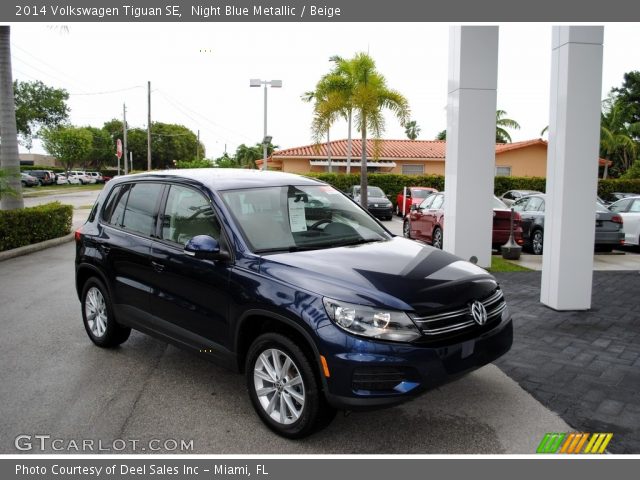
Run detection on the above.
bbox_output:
[69,86,144,96]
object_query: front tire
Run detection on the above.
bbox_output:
[81,277,131,348]
[246,333,335,438]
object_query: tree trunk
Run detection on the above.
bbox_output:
[359,117,368,209]
[327,128,331,173]
[346,109,353,175]
[0,26,24,210]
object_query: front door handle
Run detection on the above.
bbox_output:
[98,244,111,255]
[151,261,165,273]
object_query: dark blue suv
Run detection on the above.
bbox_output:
[75,169,512,438]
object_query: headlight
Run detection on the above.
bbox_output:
[322,298,421,342]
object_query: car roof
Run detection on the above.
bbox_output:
[110,168,325,191]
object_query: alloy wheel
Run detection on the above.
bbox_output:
[253,348,305,425]
[433,228,443,249]
[532,230,543,255]
[85,287,108,338]
[403,220,411,238]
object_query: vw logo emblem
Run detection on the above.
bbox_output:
[470,300,488,326]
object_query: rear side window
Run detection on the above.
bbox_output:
[430,195,444,210]
[121,183,164,236]
[102,185,128,225]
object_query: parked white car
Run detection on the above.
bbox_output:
[87,172,104,184]
[609,196,640,246]
[68,171,93,184]
[56,173,81,185]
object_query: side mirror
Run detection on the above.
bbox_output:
[410,204,419,211]
[184,235,229,261]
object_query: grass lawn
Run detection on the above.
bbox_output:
[488,255,532,272]
[22,183,104,198]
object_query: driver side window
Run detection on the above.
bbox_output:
[512,198,528,212]
[162,185,221,246]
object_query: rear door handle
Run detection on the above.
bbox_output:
[151,261,165,273]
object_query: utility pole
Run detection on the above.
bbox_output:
[123,103,128,175]
[196,129,200,160]
[147,81,152,171]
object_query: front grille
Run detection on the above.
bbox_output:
[352,366,411,392]
[412,289,506,337]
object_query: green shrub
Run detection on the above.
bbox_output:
[21,165,65,173]
[0,202,73,251]
[598,179,640,198]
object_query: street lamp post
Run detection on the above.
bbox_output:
[250,78,282,171]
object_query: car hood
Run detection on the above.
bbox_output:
[259,237,498,318]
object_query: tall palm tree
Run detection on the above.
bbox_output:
[405,120,421,140]
[495,110,520,143]
[348,53,410,207]
[0,26,24,210]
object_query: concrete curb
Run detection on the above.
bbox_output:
[0,233,74,262]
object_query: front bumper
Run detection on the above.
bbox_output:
[367,205,393,218]
[317,311,513,410]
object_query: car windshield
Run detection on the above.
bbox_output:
[221,185,391,253]
[412,189,432,199]
[354,186,385,197]
[493,196,509,209]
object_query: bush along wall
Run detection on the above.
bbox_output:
[305,173,640,206]
[0,202,73,252]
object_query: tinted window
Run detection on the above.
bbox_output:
[103,185,127,225]
[503,192,514,200]
[121,183,163,236]
[162,185,220,246]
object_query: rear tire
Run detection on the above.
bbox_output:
[81,277,131,348]
[432,227,443,250]
[246,333,335,438]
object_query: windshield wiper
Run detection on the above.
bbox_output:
[333,238,385,248]
[254,245,324,254]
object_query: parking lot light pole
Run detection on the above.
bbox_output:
[250,78,282,170]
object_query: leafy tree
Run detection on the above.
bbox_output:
[14,80,69,150]
[599,96,638,178]
[83,126,114,171]
[234,142,277,169]
[175,158,214,169]
[435,130,446,140]
[0,26,23,210]
[405,120,421,140]
[41,125,93,173]
[620,158,640,179]
[612,71,640,132]
[213,152,238,168]
[495,110,520,143]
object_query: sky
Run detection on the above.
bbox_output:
[7,22,640,161]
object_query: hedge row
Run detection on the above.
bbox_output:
[306,173,640,205]
[0,202,73,252]
[20,165,65,173]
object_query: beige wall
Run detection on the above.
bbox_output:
[277,144,548,177]
[495,144,547,177]
[19,153,58,167]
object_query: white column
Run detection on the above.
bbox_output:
[444,26,499,268]
[541,26,604,311]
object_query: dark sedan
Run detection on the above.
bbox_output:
[511,194,624,254]
[403,192,524,250]
[348,185,393,220]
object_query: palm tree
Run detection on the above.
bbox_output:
[495,110,520,143]
[405,120,420,140]
[304,55,357,173]
[600,97,638,178]
[0,26,24,210]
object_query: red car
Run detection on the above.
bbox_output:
[403,192,524,250]
[395,186,438,217]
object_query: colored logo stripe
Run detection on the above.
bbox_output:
[537,433,613,454]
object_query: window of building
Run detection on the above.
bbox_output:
[402,164,425,175]
[495,166,512,176]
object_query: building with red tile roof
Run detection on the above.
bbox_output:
[257,138,610,177]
